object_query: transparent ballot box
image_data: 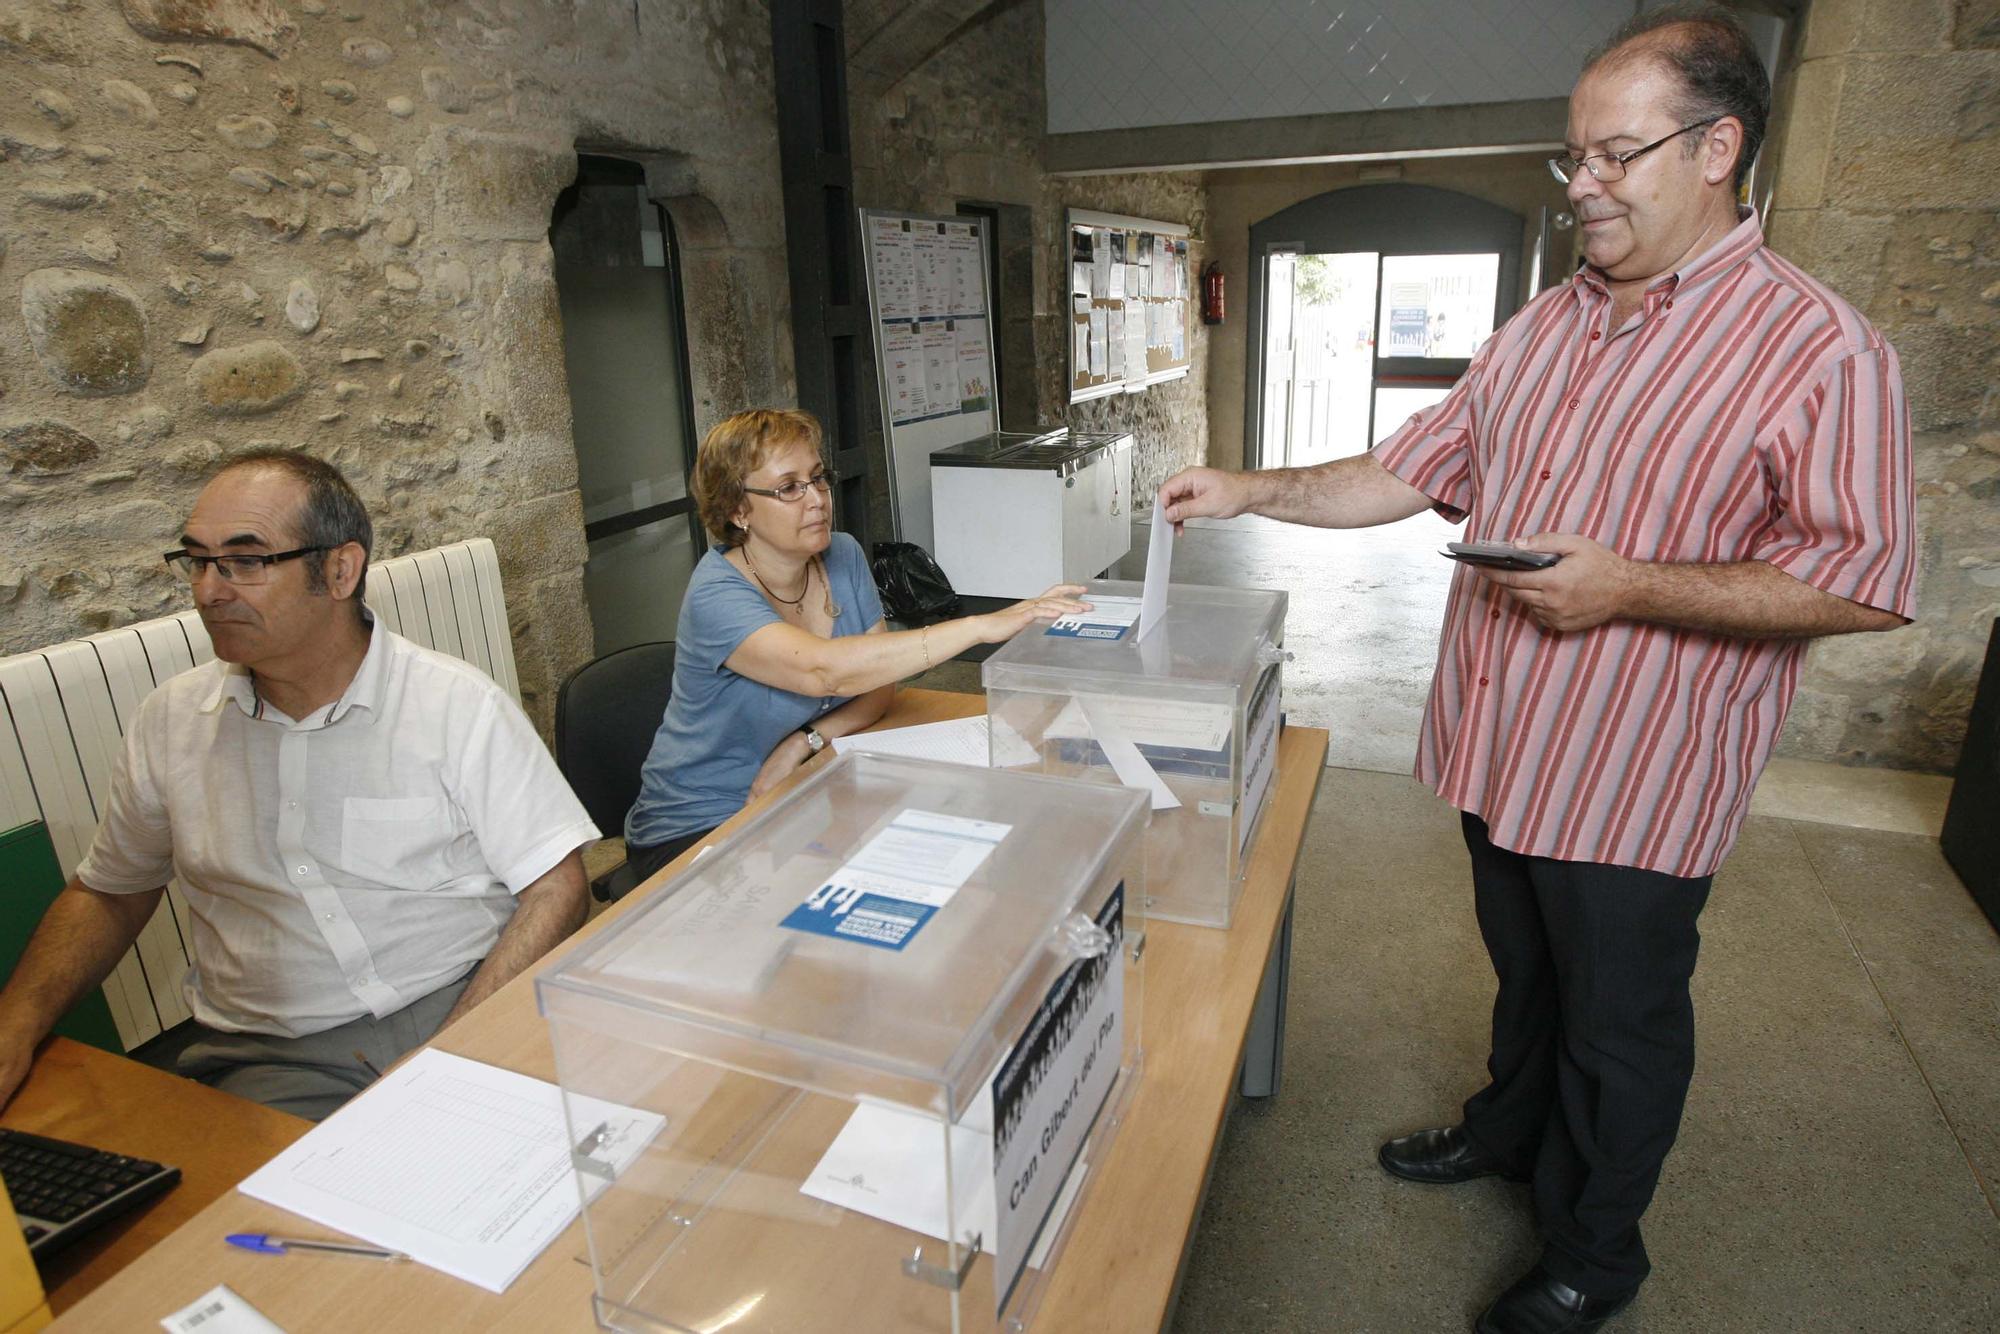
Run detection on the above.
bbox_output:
[538,753,1148,1333]
[981,580,1288,928]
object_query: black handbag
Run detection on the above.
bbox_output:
[870,541,962,622]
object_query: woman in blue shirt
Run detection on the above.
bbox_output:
[624,408,1089,885]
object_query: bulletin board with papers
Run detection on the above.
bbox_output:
[860,210,998,552]
[1066,208,1193,404]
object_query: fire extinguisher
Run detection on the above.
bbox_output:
[1201,262,1224,325]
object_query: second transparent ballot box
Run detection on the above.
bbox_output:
[538,753,1148,1334]
[981,579,1288,928]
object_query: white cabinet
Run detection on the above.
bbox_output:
[930,430,1134,599]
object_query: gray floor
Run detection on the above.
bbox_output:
[1162,770,2000,1332]
[912,514,2000,1331]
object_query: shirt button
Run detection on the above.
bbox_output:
[288,801,298,810]
[324,912,336,921]
[1665,299,1674,310]
[1540,469,1553,480]
[1567,398,1579,410]
[1589,330,1601,341]
[297,865,309,875]
[1478,676,1490,687]
[1490,609,1501,619]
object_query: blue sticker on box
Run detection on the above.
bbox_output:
[1043,621,1130,641]
[780,809,1011,953]
[781,883,940,951]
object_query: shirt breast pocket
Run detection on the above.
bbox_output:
[338,795,452,888]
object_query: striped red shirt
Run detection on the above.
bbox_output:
[1374,212,1915,877]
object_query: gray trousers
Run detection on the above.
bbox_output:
[136,973,473,1122]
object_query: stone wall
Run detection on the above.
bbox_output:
[1764,0,2000,770]
[0,0,791,729]
[1202,154,1569,471]
[846,0,1208,536]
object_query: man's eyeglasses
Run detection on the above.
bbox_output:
[163,547,325,585]
[1548,119,1718,185]
[742,470,837,504]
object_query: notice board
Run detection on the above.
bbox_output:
[1066,208,1193,404]
[860,210,998,553]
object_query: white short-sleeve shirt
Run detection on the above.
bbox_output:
[75,618,600,1038]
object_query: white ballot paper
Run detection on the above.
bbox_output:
[1135,495,1173,641]
[833,715,991,767]
[238,1049,663,1294]
[1079,697,1180,811]
[803,1091,996,1255]
[799,1096,1087,1277]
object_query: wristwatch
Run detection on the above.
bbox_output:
[799,725,826,755]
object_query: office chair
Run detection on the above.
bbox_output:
[553,641,676,901]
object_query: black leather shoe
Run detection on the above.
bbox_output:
[1377,1124,1526,1184]
[1474,1264,1637,1334]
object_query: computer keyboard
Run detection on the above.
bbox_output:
[0,1126,180,1263]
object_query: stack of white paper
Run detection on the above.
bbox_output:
[237,1049,663,1294]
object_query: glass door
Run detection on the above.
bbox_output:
[1260,248,1384,466]
[1258,248,1296,469]
[1369,252,1500,444]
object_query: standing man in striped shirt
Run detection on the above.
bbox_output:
[1161,6,1913,1332]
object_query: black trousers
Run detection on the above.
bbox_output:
[623,824,717,890]
[1457,813,1713,1298]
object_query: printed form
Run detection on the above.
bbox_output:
[238,1049,662,1293]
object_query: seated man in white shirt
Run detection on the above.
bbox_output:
[0,450,600,1120]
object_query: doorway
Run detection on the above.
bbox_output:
[550,156,702,658]
[1246,184,1524,470]
[1242,185,1527,773]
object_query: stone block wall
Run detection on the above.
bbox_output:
[0,0,790,730]
[1765,0,2000,770]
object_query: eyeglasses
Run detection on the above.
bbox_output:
[742,470,837,504]
[1548,119,1718,184]
[163,546,325,584]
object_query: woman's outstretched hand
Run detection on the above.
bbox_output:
[976,584,1092,643]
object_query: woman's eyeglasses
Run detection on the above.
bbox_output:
[743,470,837,503]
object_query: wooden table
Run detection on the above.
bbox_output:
[3,1037,308,1315]
[49,690,1327,1331]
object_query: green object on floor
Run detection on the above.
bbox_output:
[0,820,121,1053]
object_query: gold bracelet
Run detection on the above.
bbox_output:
[920,625,932,672]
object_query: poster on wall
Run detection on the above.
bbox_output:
[883,322,928,424]
[869,216,917,322]
[947,223,986,318]
[912,227,951,319]
[921,320,958,410]
[1065,207,1192,404]
[1386,281,1430,357]
[955,322,992,413]
[861,208,1001,551]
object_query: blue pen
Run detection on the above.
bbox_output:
[226,1232,409,1262]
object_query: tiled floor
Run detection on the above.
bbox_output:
[911,511,1995,1330]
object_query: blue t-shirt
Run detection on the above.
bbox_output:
[625,532,885,847]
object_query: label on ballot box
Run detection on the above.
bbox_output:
[991,884,1125,1312]
[780,809,1010,951]
[1045,594,1140,641]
